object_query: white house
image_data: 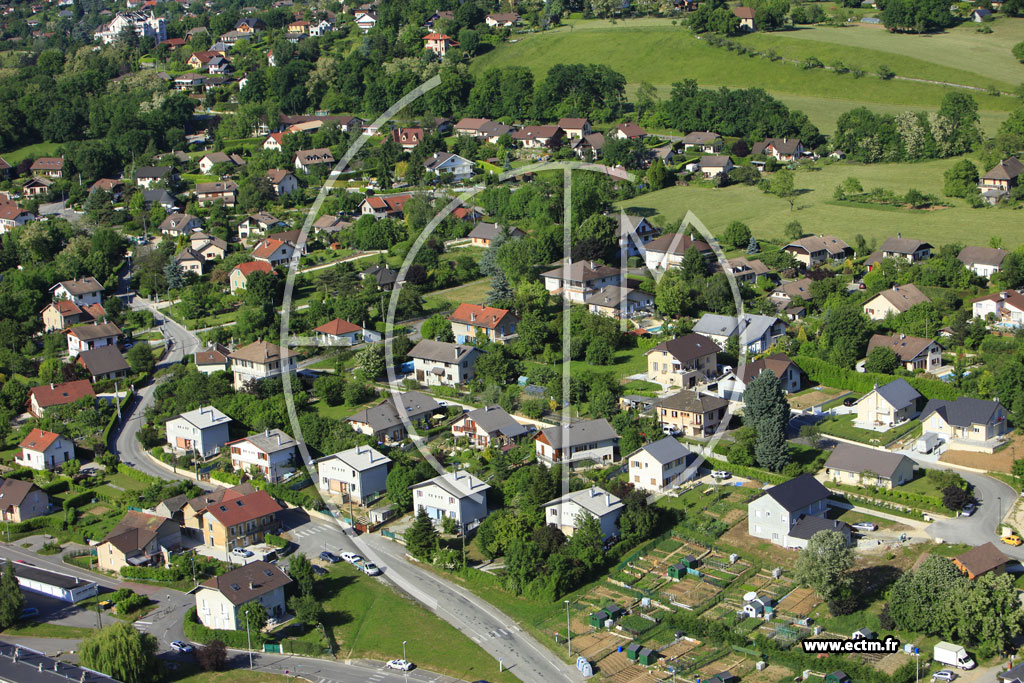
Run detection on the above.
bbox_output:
[227,429,297,483]
[747,473,843,549]
[251,237,296,267]
[66,322,122,357]
[18,429,75,472]
[316,445,391,504]
[228,340,296,390]
[51,278,103,307]
[313,318,363,346]
[408,339,482,387]
[166,406,232,458]
[958,246,1007,280]
[195,561,291,630]
[692,314,786,355]
[534,419,619,469]
[715,354,802,402]
[423,152,474,181]
[543,487,624,541]
[411,471,490,531]
[627,437,702,494]
[643,233,713,273]
[972,290,1024,327]
[541,260,622,304]
[93,10,166,44]
[618,214,661,258]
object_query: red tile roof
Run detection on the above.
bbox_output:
[28,380,95,409]
[315,318,361,335]
[232,261,275,278]
[448,303,515,330]
[252,238,286,259]
[19,428,60,452]
[206,489,283,527]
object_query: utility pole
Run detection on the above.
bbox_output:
[565,599,571,655]
[246,609,253,670]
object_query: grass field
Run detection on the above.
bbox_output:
[616,156,1024,249]
[473,18,1020,135]
[1,141,62,165]
[423,277,492,312]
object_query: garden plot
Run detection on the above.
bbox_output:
[601,653,659,683]
[697,653,750,678]
[759,620,811,647]
[661,575,721,609]
[659,637,703,660]
[775,587,821,618]
[574,630,630,661]
[738,569,794,602]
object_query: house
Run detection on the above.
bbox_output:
[584,284,655,320]
[265,169,299,196]
[682,132,723,154]
[867,334,943,373]
[194,343,232,375]
[159,212,203,235]
[166,406,231,458]
[66,322,122,357]
[423,32,458,57]
[971,7,992,20]
[953,542,1008,580]
[732,4,756,29]
[972,290,1024,327]
[452,405,530,449]
[187,50,222,69]
[511,125,564,149]
[715,353,802,401]
[534,419,619,469]
[175,248,204,274]
[862,284,930,321]
[234,16,264,32]
[875,236,932,264]
[558,118,591,139]
[627,437,702,494]
[651,143,677,164]
[20,177,52,197]
[854,379,923,429]
[236,211,286,240]
[423,152,474,181]
[543,487,623,541]
[411,471,489,530]
[263,132,286,151]
[309,19,334,36]
[201,489,283,551]
[571,133,605,160]
[89,178,126,200]
[195,561,290,630]
[316,445,391,504]
[51,277,103,307]
[346,391,440,443]
[228,429,297,483]
[228,340,296,390]
[920,397,1009,450]
[354,9,377,32]
[692,314,786,355]
[41,300,104,333]
[314,214,349,234]
[182,484,253,536]
[448,304,518,344]
[173,74,206,91]
[485,12,521,26]
[359,193,412,220]
[454,118,492,136]
[656,390,729,437]
[618,214,661,258]
[782,236,851,269]
[710,256,772,285]
[0,204,33,233]
[195,180,238,206]
[229,261,275,293]
[0,478,50,522]
[360,264,403,291]
[390,127,424,149]
[643,233,713,272]
[646,333,720,388]
[752,137,804,161]
[134,166,173,188]
[787,516,852,550]
[97,510,181,571]
[823,442,915,489]
[142,188,178,210]
[614,122,647,140]
[747,473,834,548]
[978,156,1022,199]
[191,234,227,261]
[699,155,733,179]
[198,152,245,174]
[287,19,310,34]
[467,222,525,248]
[408,339,483,387]
[251,237,296,267]
[294,148,335,174]
[27,380,95,418]
[76,346,130,381]
[18,429,75,472]
[542,260,622,303]
[957,246,1007,279]
[314,318,363,346]
[30,157,64,178]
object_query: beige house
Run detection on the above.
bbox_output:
[0,478,51,522]
[448,303,518,344]
[542,487,623,541]
[346,391,440,443]
[229,261,275,293]
[867,334,943,373]
[97,510,181,572]
[627,437,702,494]
[863,284,930,321]
[782,236,851,269]
[228,340,295,390]
[195,561,291,630]
[920,397,1009,450]
[854,379,922,430]
[823,442,915,489]
[408,339,482,387]
[645,333,720,389]
[656,390,729,437]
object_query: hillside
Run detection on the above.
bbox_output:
[472,17,1024,135]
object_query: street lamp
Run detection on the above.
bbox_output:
[245,609,253,670]
[402,640,407,661]
[565,599,571,655]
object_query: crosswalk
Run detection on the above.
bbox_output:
[288,523,341,539]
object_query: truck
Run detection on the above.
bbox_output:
[933,642,975,670]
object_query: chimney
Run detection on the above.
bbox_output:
[892,286,898,292]
[605,493,611,506]
[471,312,476,321]
[249,581,255,590]
[265,428,270,437]
[590,487,598,497]
[276,434,281,446]
[50,383,54,390]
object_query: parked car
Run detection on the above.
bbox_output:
[661,425,680,436]
[842,397,857,407]
[931,671,956,682]
[231,548,254,558]
[960,503,976,517]
[1002,534,1023,546]
[386,659,414,671]
[340,552,362,564]
[361,561,381,576]
[711,470,731,480]
[170,641,194,654]
[852,522,878,532]
[18,607,38,620]
[311,565,328,576]
[320,551,341,563]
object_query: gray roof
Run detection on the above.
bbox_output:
[863,378,921,410]
[824,442,913,480]
[583,285,652,309]
[346,391,439,432]
[68,322,122,341]
[468,222,524,241]
[647,333,720,364]
[465,405,529,438]
[920,397,1004,428]
[788,515,851,541]
[682,131,720,144]
[958,246,1007,268]
[763,473,830,512]
[658,390,729,414]
[539,419,618,449]
[880,237,931,254]
[692,314,782,346]
[408,339,481,364]
[411,470,490,500]
[543,486,624,518]
[632,436,694,465]
[77,345,130,376]
[238,429,296,453]
[172,405,231,431]
[319,445,391,472]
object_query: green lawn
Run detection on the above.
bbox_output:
[175,672,289,683]
[320,563,518,683]
[105,471,149,491]
[617,157,1024,249]
[423,277,493,312]
[473,18,1017,135]
[1,141,63,165]
[817,413,921,447]
[900,472,950,498]
[1,622,93,639]
[314,400,365,421]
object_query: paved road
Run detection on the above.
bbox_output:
[278,509,580,683]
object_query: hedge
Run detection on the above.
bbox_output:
[252,478,325,512]
[62,490,94,509]
[283,638,327,656]
[120,565,183,582]
[825,481,946,513]
[701,455,790,485]
[40,479,70,495]
[210,469,242,485]
[264,533,288,549]
[116,463,162,485]
[183,607,267,648]
[794,355,961,400]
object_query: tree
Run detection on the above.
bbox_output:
[405,508,438,562]
[769,169,797,209]
[744,370,791,471]
[820,304,870,369]
[942,484,971,511]
[314,374,346,407]
[356,343,385,381]
[288,553,314,596]
[0,562,24,629]
[954,572,1024,655]
[126,343,155,375]
[79,622,158,683]
[244,601,268,633]
[646,158,671,190]
[619,493,658,545]
[196,640,227,672]
[864,346,900,374]
[421,314,455,342]
[721,221,752,249]
[889,556,967,636]
[943,159,980,198]
[783,220,803,241]
[1015,42,1024,64]
[794,530,854,605]
[289,593,324,627]
[746,235,760,254]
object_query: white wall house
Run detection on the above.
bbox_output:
[627,437,702,494]
[18,429,75,471]
[411,471,490,531]
[542,487,623,541]
[747,474,832,548]
[316,445,392,504]
[408,339,482,387]
[195,561,291,630]
[228,340,296,390]
[66,323,122,357]
[166,406,232,458]
[51,278,103,307]
[227,430,297,483]
[534,419,619,469]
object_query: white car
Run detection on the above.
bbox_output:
[385,659,413,671]
[932,671,956,682]
[170,641,194,654]
[852,522,878,532]
[340,552,363,564]
[711,470,731,479]
[661,425,680,436]
[231,548,254,558]
[361,562,381,576]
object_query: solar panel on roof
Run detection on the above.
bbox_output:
[230,583,240,590]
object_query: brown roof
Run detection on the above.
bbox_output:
[252,237,288,259]
[773,277,813,301]
[880,237,931,255]
[648,333,720,363]
[265,168,294,184]
[869,284,930,314]
[315,318,361,335]
[644,233,712,256]
[972,290,1024,311]
[982,156,1023,181]
[67,322,122,341]
[55,277,103,296]
[200,560,291,605]
[658,390,728,414]
[954,542,1009,577]
[30,157,64,171]
[541,260,620,282]
[28,380,95,409]
[205,489,283,527]
[732,5,756,18]
[558,118,589,129]
[101,510,176,554]
[195,343,230,366]
[736,353,799,384]
[784,235,850,256]
[19,428,60,452]
[196,180,238,194]
[0,478,42,508]
[186,484,256,514]
[228,340,288,364]
[867,334,938,363]
[0,205,31,222]
[232,261,275,278]
[615,122,646,137]
[77,346,130,376]
[448,304,516,330]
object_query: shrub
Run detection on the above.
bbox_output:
[264,533,288,548]
[878,64,895,79]
[184,607,266,648]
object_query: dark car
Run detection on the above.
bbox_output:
[312,565,328,576]
[842,397,857,407]
[320,551,341,564]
